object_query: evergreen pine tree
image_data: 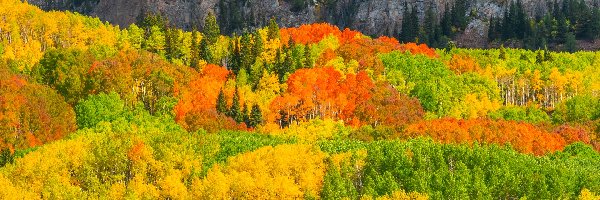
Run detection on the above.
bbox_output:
[228,34,241,74]
[249,104,263,128]
[242,103,250,126]
[564,32,578,52]
[267,17,280,41]
[190,29,200,69]
[536,50,544,64]
[280,48,294,82]
[240,32,254,70]
[400,4,417,42]
[488,15,496,42]
[216,89,227,114]
[423,6,437,46]
[200,38,213,64]
[440,4,453,36]
[499,45,507,60]
[229,88,242,123]
[304,46,313,68]
[451,0,468,30]
[544,46,553,61]
[252,31,264,61]
[203,12,221,45]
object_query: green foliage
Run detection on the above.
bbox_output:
[216,89,227,114]
[228,88,243,123]
[320,138,600,199]
[267,17,280,40]
[75,92,126,129]
[33,49,94,104]
[203,12,220,45]
[380,51,499,117]
[564,32,578,53]
[488,106,551,124]
[553,95,600,124]
[248,104,263,128]
[400,4,419,43]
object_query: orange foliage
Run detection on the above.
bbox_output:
[398,43,438,58]
[405,118,568,155]
[86,50,197,112]
[270,67,374,127]
[0,68,76,151]
[553,125,592,144]
[355,83,425,128]
[335,37,400,74]
[174,64,242,131]
[447,54,481,74]
[280,23,362,45]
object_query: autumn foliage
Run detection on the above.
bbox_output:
[270,67,374,127]
[174,64,245,131]
[0,68,76,151]
[280,23,362,45]
[402,118,596,155]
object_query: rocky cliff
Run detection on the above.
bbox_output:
[25,0,600,47]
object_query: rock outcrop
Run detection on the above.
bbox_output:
[25,0,600,47]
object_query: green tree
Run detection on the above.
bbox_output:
[400,4,418,42]
[248,104,263,128]
[200,37,214,64]
[228,88,243,123]
[564,31,578,52]
[267,17,280,41]
[75,92,126,129]
[145,26,166,55]
[423,6,438,45]
[252,31,264,61]
[164,28,183,61]
[240,32,255,70]
[190,30,200,69]
[203,12,221,45]
[216,89,227,114]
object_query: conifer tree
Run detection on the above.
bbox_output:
[229,88,243,123]
[203,12,221,45]
[252,31,264,61]
[216,89,227,114]
[240,32,254,69]
[249,104,263,128]
[423,6,437,45]
[564,32,578,52]
[488,16,496,41]
[200,37,213,64]
[304,46,313,68]
[190,29,200,69]
[267,17,281,41]
[400,4,418,42]
[242,103,250,126]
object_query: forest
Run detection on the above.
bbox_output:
[0,0,599,199]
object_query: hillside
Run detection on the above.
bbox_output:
[0,0,600,199]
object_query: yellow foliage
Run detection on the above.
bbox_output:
[451,93,501,119]
[108,182,127,200]
[0,174,39,200]
[580,189,600,200]
[272,119,349,141]
[129,175,161,199]
[259,27,281,63]
[360,190,429,200]
[193,144,327,199]
[0,0,122,71]
[329,150,367,171]
[159,170,189,199]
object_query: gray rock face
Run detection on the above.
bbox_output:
[26,0,600,45]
